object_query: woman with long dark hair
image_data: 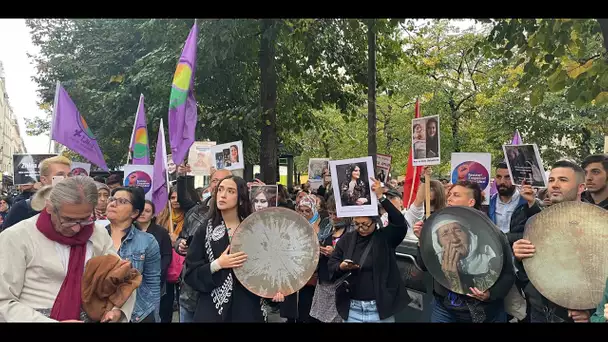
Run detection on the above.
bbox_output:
[184,175,282,322]
[339,164,370,206]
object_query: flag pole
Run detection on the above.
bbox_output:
[49,81,60,154]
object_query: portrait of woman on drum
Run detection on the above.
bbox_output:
[431,219,500,295]
[249,185,278,212]
[338,163,371,207]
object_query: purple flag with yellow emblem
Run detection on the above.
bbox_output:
[168,21,198,165]
[129,94,150,165]
[51,81,109,171]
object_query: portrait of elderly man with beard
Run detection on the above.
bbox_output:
[513,160,594,323]
[488,162,541,246]
[432,220,500,296]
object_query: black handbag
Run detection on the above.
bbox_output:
[334,240,373,319]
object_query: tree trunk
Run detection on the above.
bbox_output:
[322,141,330,158]
[385,104,394,152]
[259,19,278,184]
[449,99,461,153]
[367,19,377,166]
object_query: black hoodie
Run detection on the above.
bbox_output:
[581,191,608,210]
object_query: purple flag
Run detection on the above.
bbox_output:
[51,82,109,171]
[152,119,169,215]
[511,129,522,145]
[129,94,150,165]
[491,130,523,196]
[168,21,198,165]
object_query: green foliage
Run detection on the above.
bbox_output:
[483,19,608,107]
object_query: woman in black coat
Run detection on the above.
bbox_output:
[328,178,410,322]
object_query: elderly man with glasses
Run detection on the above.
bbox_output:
[0,176,136,322]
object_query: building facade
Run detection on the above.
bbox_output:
[0,62,28,182]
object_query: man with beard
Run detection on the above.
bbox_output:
[488,162,540,246]
[513,160,593,323]
[581,154,608,209]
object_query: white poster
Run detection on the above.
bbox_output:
[71,162,91,177]
[450,153,492,205]
[376,154,392,184]
[329,156,378,218]
[412,115,441,166]
[210,140,244,171]
[188,141,216,175]
[122,164,154,200]
[308,158,330,191]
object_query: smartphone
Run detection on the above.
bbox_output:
[343,259,355,264]
[52,176,65,186]
[186,236,194,246]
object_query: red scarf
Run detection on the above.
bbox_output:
[36,208,94,321]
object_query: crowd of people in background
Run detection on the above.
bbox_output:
[1,152,608,323]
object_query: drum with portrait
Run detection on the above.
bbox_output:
[419,206,505,295]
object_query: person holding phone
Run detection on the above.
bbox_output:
[328,177,410,323]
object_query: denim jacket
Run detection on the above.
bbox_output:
[107,224,161,322]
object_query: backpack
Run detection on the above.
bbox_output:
[167,250,185,284]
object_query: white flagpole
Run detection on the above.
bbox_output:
[127,94,144,164]
[159,119,174,234]
[49,81,61,154]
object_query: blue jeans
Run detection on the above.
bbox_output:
[180,306,195,323]
[431,297,507,323]
[345,300,395,323]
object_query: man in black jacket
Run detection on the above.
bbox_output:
[512,160,593,323]
[581,154,608,210]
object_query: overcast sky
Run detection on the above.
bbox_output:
[0,19,479,156]
[0,19,49,154]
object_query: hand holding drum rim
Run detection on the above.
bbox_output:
[512,239,535,261]
[568,310,590,323]
[217,246,248,269]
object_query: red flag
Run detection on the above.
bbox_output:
[403,99,424,207]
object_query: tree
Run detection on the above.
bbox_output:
[367,19,378,166]
[483,19,608,107]
[259,19,279,184]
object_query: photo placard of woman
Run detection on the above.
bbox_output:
[249,185,278,213]
[329,157,379,218]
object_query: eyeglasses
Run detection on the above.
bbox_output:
[54,209,95,229]
[354,221,374,229]
[108,197,132,206]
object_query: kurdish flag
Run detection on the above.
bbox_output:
[152,119,170,216]
[51,81,108,171]
[129,94,150,165]
[168,20,199,165]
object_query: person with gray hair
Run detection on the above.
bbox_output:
[0,176,136,322]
